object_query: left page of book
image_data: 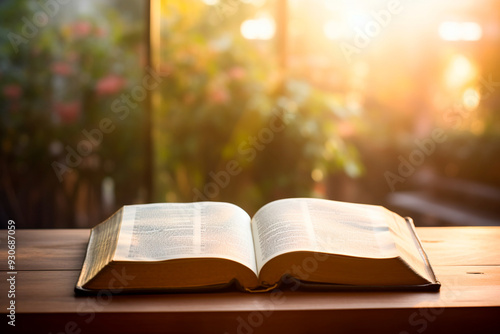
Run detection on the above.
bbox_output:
[76,208,123,289]
[113,202,258,275]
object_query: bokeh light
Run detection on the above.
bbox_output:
[444,54,477,90]
[241,15,275,40]
[439,21,482,41]
[462,87,481,111]
[202,0,219,5]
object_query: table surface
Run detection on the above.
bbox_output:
[1,227,499,334]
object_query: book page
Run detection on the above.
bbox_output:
[251,198,400,273]
[76,208,123,288]
[385,213,436,282]
[114,202,257,275]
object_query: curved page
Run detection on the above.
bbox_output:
[251,198,400,274]
[114,202,257,275]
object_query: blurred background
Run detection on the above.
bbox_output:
[1,0,499,228]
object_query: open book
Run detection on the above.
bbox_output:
[75,198,440,293]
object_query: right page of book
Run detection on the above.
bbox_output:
[251,198,432,282]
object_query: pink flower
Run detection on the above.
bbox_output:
[338,121,355,138]
[51,62,72,76]
[2,84,22,99]
[95,27,107,37]
[208,88,230,104]
[96,75,126,96]
[160,63,174,75]
[228,66,246,80]
[313,181,326,197]
[55,101,81,124]
[67,52,79,62]
[72,21,92,37]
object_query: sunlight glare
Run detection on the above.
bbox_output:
[439,21,482,41]
[462,87,481,111]
[311,168,324,182]
[241,15,276,40]
[462,22,482,41]
[439,21,461,41]
[445,55,476,89]
[241,0,266,6]
[324,20,349,40]
[202,0,219,6]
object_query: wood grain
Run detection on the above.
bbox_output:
[1,266,499,313]
[0,227,499,334]
[0,229,89,271]
[418,227,500,266]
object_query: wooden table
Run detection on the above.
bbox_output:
[1,227,499,333]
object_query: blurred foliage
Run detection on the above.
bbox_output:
[0,0,145,227]
[2,0,498,227]
[155,0,362,214]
